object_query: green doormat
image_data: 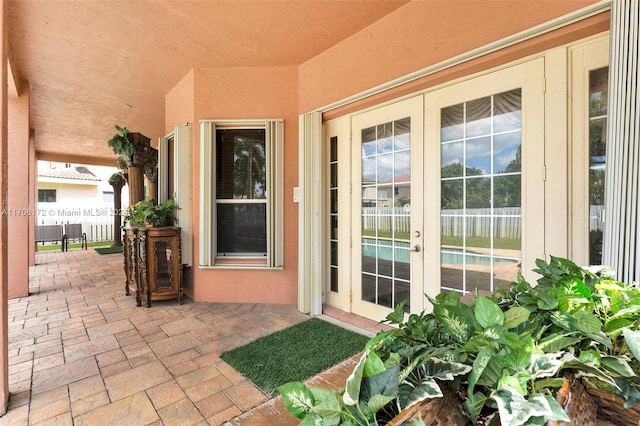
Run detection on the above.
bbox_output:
[95,246,123,255]
[220,317,369,395]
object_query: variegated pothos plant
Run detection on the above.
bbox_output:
[279,256,640,425]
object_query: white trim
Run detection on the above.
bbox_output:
[159,126,194,266]
[298,112,323,315]
[317,0,611,114]
[199,121,214,267]
[267,120,284,268]
[174,123,193,267]
[158,132,171,204]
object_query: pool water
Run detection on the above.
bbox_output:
[362,239,518,265]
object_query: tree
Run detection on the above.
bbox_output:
[233,137,266,199]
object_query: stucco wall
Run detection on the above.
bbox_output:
[36,182,101,220]
[8,85,30,299]
[166,66,299,304]
[299,0,604,113]
[165,70,194,137]
[165,1,608,306]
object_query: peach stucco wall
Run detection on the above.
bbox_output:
[165,70,195,136]
[8,84,29,299]
[165,66,298,304]
[165,0,608,306]
[299,0,603,112]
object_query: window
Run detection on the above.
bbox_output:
[38,189,56,202]
[569,36,608,266]
[159,124,193,266]
[103,191,114,203]
[588,67,608,265]
[200,120,283,268]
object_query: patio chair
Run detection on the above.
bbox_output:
[35,224,65,251]
[63,223,87,251]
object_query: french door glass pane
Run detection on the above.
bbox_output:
[361,118,411,312]
[589,67,608,265]
[440,90,522,294]
[329,136,339,293]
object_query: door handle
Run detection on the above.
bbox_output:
[411,245,422,252]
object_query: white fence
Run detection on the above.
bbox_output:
[363,207,522,238]
[590,205,604,232]
[363,205,605,238]
[441,208,521,239]
[362,207,411,235]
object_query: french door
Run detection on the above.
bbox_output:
[350,96,424,320]
[424,59,545,298]
[326,59,545,321]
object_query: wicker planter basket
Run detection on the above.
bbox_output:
[548,374,597,426]
[386,386,471,426]
[386,375,597,426]
[585,387,640,426]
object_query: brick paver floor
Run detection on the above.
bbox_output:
[1,248,370,425]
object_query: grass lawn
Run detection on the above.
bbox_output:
[37,241,113,251]
[441,236,521,251]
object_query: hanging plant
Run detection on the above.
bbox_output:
[108,125,135,167]
[108,172,126,188]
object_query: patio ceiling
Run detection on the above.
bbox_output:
[7,0,409,166]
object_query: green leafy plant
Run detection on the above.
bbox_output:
[107,124,134,166]
[108,171,126,188]
[116,156,128,171]
[125,198,179,227]
[279,256,640,425]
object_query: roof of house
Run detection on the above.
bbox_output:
[38,166,101,182]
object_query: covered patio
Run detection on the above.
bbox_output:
[3,0,640,423]
[3,249,369,425]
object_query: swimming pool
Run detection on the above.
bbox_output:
[362,239,518,265]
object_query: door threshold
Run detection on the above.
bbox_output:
[320,304,394,337]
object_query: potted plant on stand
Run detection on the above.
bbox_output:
[125,198,179,228]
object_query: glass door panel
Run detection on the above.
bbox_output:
[425,58,545,298]
[440,89,522,294]
[361,119,411,310]
[352,96,423,320]
[324,118,349,309]
[588,67,608,265]
[569,36,608,266]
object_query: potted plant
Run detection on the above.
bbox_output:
[108,125,135,167]
[108,171,126,188]
[125,198,179,227]
[146,198,179,227]
[279,256,640,425]
[107,124,157,205]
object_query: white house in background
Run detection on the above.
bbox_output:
[36,161,129,241]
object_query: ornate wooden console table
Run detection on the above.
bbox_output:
[123,226,183,307]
